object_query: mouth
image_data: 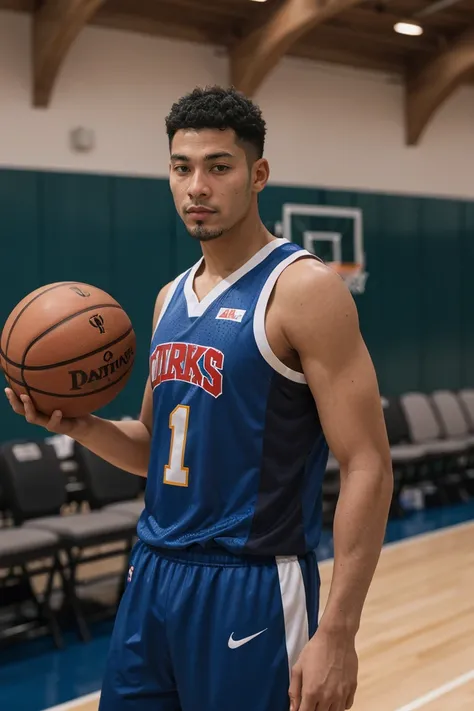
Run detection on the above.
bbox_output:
[187,211,216,222]
[186,207,216,216]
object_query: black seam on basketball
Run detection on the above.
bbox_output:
[0,327,133,371]
[3,282,84,395]
[19,303,123,385]
[4,282,78,363]
[14,363,133,399]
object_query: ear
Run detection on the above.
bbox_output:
[252,158,270,194]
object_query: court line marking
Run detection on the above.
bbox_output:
[42,518,474,711]
[42,691,100,711]
[382,517,474,551]
[394,669,474,711]
[318,517,474,569]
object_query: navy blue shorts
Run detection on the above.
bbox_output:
[99,540,320,711]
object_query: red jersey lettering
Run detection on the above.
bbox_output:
[183,344,207,387]
[150,343,172,387]
[150,342,224,398]
[202,349,224,397]
[162,343,187,382]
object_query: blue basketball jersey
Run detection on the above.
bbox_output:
[137,238,329,556]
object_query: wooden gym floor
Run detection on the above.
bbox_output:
[42,520,474,711]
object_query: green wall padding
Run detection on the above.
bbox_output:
[0,167,472,442]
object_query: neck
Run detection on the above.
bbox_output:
[198,208,276,279]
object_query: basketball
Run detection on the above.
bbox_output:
[0,282,136,418]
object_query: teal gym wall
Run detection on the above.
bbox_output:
[1,168,473,442]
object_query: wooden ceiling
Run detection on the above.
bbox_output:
[2,0,474,145]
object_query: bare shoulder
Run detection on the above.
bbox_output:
[269,256,362,368]
[152,280,175,327]
[276,256,358,328]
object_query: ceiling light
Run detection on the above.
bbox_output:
[394,21,423,36]
[251,0,268,2]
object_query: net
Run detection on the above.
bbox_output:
[328,262,368,294]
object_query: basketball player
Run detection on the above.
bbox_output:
[5,86,393,711]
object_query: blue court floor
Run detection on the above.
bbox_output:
[2,500,474,711]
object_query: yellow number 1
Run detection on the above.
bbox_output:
[164,404,190,487]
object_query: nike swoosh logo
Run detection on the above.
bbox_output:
[228,629,268,649]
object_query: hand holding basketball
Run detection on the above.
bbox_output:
[4,388,91,437]
[0,281,136,418]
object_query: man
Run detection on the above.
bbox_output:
[5,86,393,711]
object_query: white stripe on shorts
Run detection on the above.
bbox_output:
[276,556,309,678]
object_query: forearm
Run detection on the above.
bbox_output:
[319,462,393,636]
[73,416,151,477]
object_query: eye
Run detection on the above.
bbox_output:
[174,165,189,174]
[212,165,230,173]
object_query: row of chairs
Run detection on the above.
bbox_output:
[0,440,144,648]
[2,387,474,647]
[323,388,474,517]
[385,388,474,509]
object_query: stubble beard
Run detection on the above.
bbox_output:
[188,222,225,242]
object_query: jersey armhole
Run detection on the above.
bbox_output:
[151,270,188,340]
[253,251,320,384]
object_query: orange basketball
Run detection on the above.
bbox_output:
[0,282,136,418]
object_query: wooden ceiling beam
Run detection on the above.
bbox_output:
[406,25,474,144]
[230,0,366,97]
[306,22,435,54]
[33,0,105,107]
[92,11,233,46]
[291,41,404,74]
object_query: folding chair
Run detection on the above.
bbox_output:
[73,444,144,598]
[400,392,470,504]
[458,389,474,431]
[431,390,474,449]
[0,526,63,649]
[74,443,144,524]
[381,395,428,515]
[0,439,138,642]
[431,389,474,491]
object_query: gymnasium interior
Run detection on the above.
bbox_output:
[1,1,474,709]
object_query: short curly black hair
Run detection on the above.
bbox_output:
[165,86,266,159]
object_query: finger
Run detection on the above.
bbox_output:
[5,388,26,415]
[299,688,331,711]
[20,394,49,427]
[47,410,64,432]
[345,686,357,709]
[304,692,340,711]
[21,394,39,422]
[299,693,321,711]
[289,666,303,711]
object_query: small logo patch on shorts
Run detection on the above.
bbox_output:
[127,565,134,583]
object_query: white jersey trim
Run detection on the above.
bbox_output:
[152,270,187,340]
[184,238,288,319]
[253,250,317,384]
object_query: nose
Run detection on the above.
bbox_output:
[187,169,211,201]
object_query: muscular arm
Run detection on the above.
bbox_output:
[280,259,393,637]
[7,282,173,478]
[73,281,173,476]
[73,390,152,477]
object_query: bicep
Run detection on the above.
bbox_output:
[302,330,389,473]
[138,280,173,435]
[285,266,390,472]
[139,376,153,434]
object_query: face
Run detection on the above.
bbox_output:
[169,128,269,242]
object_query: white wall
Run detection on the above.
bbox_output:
[1,10,474,200]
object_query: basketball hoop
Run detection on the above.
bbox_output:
[328,262,368,294]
